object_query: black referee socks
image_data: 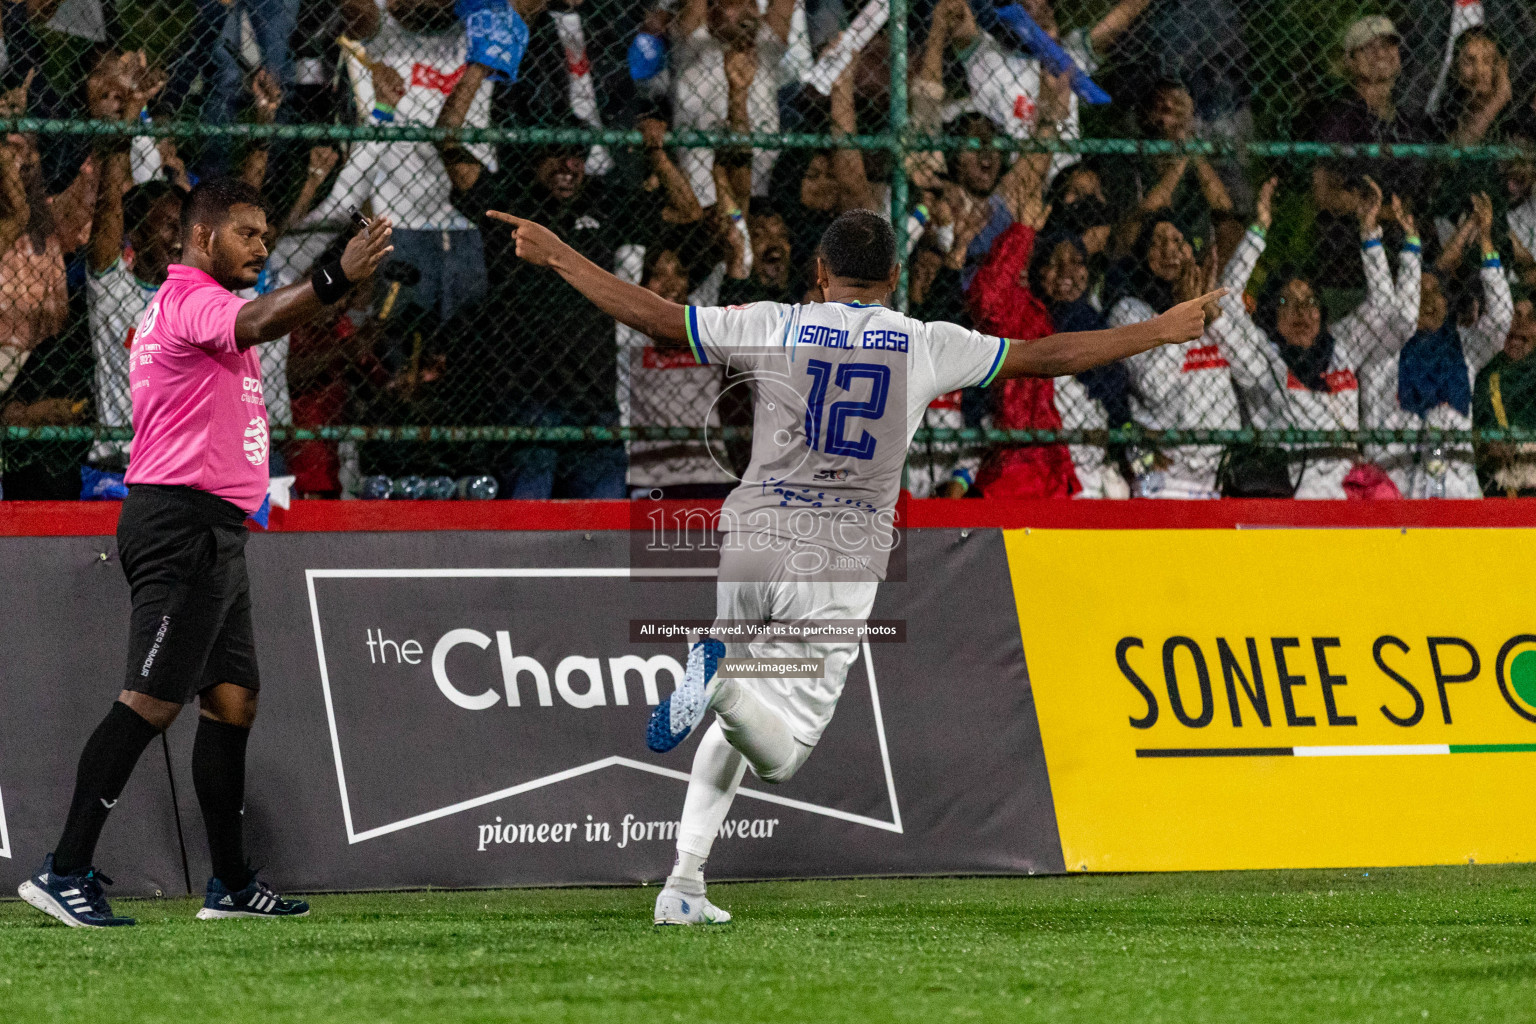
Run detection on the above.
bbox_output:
[52,701,162,877]
[193,717,253,891]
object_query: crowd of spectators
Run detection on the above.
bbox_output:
[2,0,1536,501]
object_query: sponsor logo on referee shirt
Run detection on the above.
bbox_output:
[243,416,269,466]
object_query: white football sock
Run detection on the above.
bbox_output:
[672,851,707,887]
[712,678,812,783]
[672,720,746,881]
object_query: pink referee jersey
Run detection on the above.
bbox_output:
[123,264,268,514]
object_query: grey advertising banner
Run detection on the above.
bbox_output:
[0,528,1063,896]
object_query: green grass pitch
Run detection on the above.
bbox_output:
[3,866,1535,1022]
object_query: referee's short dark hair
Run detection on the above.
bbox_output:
[818,210,897,284]
[181,177,267,240]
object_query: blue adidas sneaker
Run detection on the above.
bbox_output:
[196,876,310,920]
[17,854,135,928]
[647,636,726,752]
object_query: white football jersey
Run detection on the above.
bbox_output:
[686,300,1008,577]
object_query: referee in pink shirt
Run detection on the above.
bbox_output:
[19,178,392,928]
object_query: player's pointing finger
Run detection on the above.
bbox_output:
[486,210,526,226]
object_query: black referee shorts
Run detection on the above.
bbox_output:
[117,484,260,703]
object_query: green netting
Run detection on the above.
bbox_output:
[2,0,1535,500]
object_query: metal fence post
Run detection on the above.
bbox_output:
[888,0,910,311]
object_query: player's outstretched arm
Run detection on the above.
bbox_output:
[233,218,394,349]
[487,211,689,344]
[993,289,1226,379]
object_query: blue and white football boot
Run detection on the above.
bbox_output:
[18,854,135,927]
[646,635,727,752]
[654,885,732,926]
[196,876,310,920]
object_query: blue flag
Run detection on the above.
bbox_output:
[993,4,1111,105]
[456,0,530,83]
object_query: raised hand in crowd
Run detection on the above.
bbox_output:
[1473,191,1496,251]
[1390,193,1415,242]
[372,63,408,112]
[1355,175,1383,236]
[724,46,755,136]
[0,68,36,121]
[1509,230,1536,288]
[307,144,341,182]
[250,67,282,125]
[156,139,194,191]
[1436,191,1495,274]
[827,38,876,214]
[87,51,165,122]
[711,164,749,280]
[1254,175,1278,232]
[639,116,704,225]
[943,181,990,271]
[1172,237,1203,306]
[1197,246,1221,327]
[907,0,965,190]
[1087,0,1153,54]
[1037,65,1071,128]
[997,68,1067,228]
[0,138,30,255]
[239,69,284,190]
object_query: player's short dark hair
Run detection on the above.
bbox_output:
[124,181,183,237]
[817,210,896,285]
[180,177,266,240]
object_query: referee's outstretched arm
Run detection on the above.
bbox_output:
[488,211,690,345]
[177,177,396,351]
[230,218,394,349]
[992,288,1227,380]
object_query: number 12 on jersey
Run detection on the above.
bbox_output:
[803,359,890,460]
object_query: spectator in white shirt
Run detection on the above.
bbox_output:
[1360,192,1513,497]
[1106,212,1238,498]
[1214,179,1421,499]
[84,173,182,469]
[670,0,797,207]
[933,0,1151,183]
[319,0,505,322]
[1504,116,1536,287]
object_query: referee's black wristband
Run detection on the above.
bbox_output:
[311,260,352,305]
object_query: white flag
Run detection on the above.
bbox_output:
[551,11,614,175]
[806,0,888,97]
[1426,0,1486,116]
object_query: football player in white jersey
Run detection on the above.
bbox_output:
[487,207,1220,925]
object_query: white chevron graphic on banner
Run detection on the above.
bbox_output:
[306,567,903,845]
[0,782,10,859]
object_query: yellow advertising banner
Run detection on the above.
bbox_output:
[1006,528,1536,872]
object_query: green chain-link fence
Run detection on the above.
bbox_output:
[2,0,1536,500]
